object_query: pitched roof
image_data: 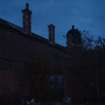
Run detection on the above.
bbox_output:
[0,18,70,55]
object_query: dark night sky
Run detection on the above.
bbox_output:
[0,0,105,45]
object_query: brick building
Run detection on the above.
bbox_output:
[0,3,86,104]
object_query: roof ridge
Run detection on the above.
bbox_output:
[0,18,68,54]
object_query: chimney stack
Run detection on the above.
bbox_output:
[48,24,55,45]
[22,3,32,35]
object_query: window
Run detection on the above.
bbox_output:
[48,74,64,100]
[48,75,64,89]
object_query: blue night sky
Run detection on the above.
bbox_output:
[0,0,105,45]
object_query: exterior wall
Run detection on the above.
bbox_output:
[0,24,69,101]
[0,23,84,103]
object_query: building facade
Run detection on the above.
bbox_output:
[0,3,87,104]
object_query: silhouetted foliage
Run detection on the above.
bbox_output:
[79,33,105,104]
[82,30,95,50]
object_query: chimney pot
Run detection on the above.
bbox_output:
[48,24,55,45]
[22,3,32,35]
[26,3,29,9]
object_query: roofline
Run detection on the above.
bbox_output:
[0,18,71,57]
